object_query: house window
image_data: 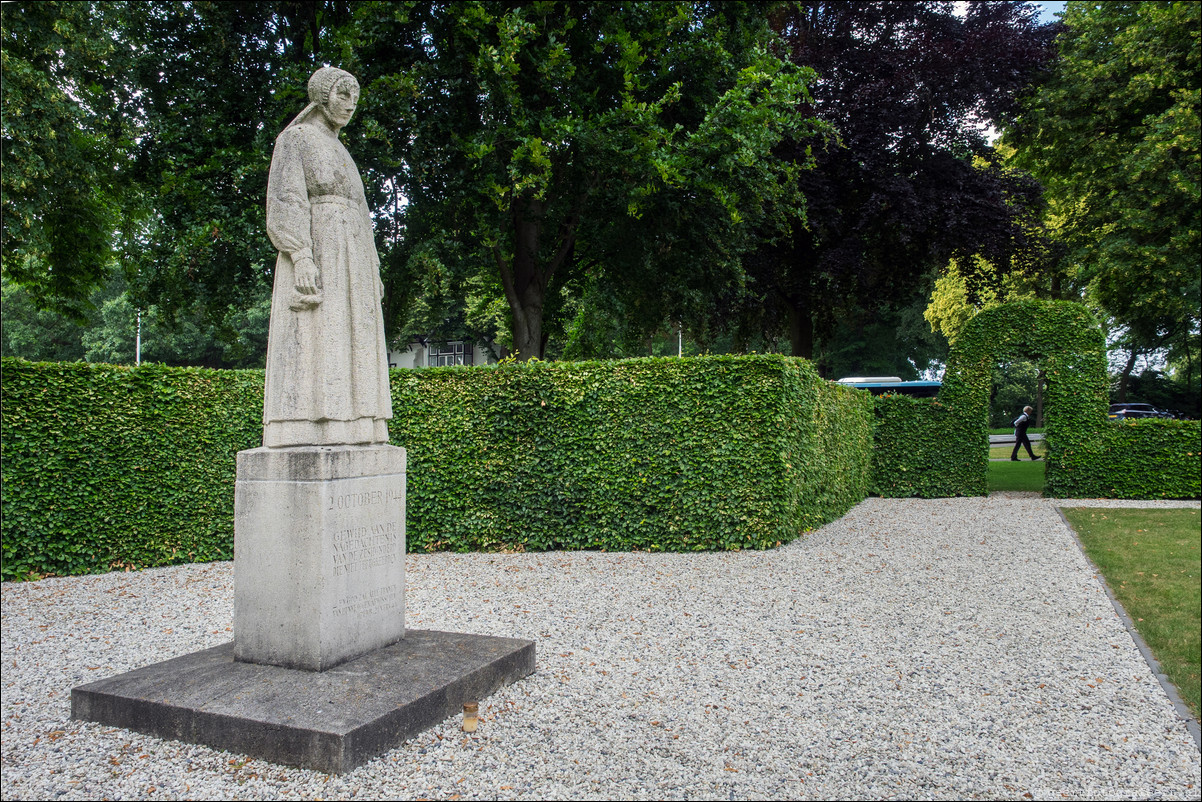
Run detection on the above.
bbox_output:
[428,341,473,367]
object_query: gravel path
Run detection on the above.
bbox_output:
[2,496,1199,800]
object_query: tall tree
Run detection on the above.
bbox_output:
[1006,0,1201,398]
[3,1,352,349]
[734,1,1058,364]
[341,1,827,359]
[121,1,350,325]
[1,1,133,319]
[0,276,90,362]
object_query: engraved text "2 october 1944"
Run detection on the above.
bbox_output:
[328,486,403,511]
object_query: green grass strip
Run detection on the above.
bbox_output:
[989,442,1047,460]
[987,459,1046,493]
[1061,507,1201,721]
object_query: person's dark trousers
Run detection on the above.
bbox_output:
[1011,434,1037,460]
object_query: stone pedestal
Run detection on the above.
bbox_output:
[73,443,537,773]
[234,444,406,672]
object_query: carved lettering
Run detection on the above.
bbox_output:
[331,583,402,617]
[327,487,403,511]
[328,520,400,576]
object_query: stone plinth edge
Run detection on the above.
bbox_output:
[72,630,536,775]
[237,443,406,482]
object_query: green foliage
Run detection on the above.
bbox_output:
[121,1,319,324]
[1007,1,1201,359]
[0,360,263,580]
[1055,419,1201,500]
[1,1,133,318]
[0,273,272,370]
[342,1,827,359]
[738,2,1058,359]
[0,276,90,362]
[815,291,948,381]
[390,355,871,551]
[2,1,307,353]
[924,254,1040,346]
[79,286,272,369]
[1,355,872,578]
[875,298,1199,500]
[870,395,983,498]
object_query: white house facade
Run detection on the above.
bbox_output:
[387,340,496,369]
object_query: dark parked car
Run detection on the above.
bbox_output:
[1109,403,1173,419]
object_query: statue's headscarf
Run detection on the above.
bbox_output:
[286,66,359,129]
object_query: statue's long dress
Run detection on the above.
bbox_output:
[262,122,391,447]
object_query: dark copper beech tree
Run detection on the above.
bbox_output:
[737,1,1060,362]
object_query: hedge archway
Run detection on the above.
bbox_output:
[939,299,1109,497]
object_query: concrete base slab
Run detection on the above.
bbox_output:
[71,630,535,774]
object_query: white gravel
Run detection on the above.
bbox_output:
[2,495,1199,800]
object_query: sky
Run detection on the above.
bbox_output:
[1033,2,1067,24]
[953,1,1066,24]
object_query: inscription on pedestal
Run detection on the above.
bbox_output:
[234,444,407,672]
[333,583,402,617]
[331,522,400,576]
[318,474,406,654]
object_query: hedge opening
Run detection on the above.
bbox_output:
[871,299,1200,499]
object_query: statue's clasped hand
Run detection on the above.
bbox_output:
[290,255,323,310]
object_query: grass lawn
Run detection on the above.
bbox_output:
[989,441,1047,460]
[987,458,1046,493]
[1061,507,1201,721]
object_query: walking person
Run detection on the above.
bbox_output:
[1011,405,1040,461]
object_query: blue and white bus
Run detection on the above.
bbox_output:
[836,376,941,398]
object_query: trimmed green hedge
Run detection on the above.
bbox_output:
[391,356,871,553]
[1055,418,1201,499]
[869,395,984,498]
[0,361,262,580]
[1,355,872,579]
[871,299,1199,500]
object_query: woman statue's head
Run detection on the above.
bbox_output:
[290,66,360,131]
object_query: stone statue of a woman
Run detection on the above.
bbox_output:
[262,66,391,448]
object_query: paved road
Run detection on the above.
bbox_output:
[989,432,1045,444]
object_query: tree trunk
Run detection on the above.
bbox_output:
[493,192,581,362]
[1116,347,1139,403]
[494,195,546,361]
[788,300,814,360]
[1182,328,1197,417]
[1035,369,1045,427]
[732,327,748,354]
[510,294,544,361]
